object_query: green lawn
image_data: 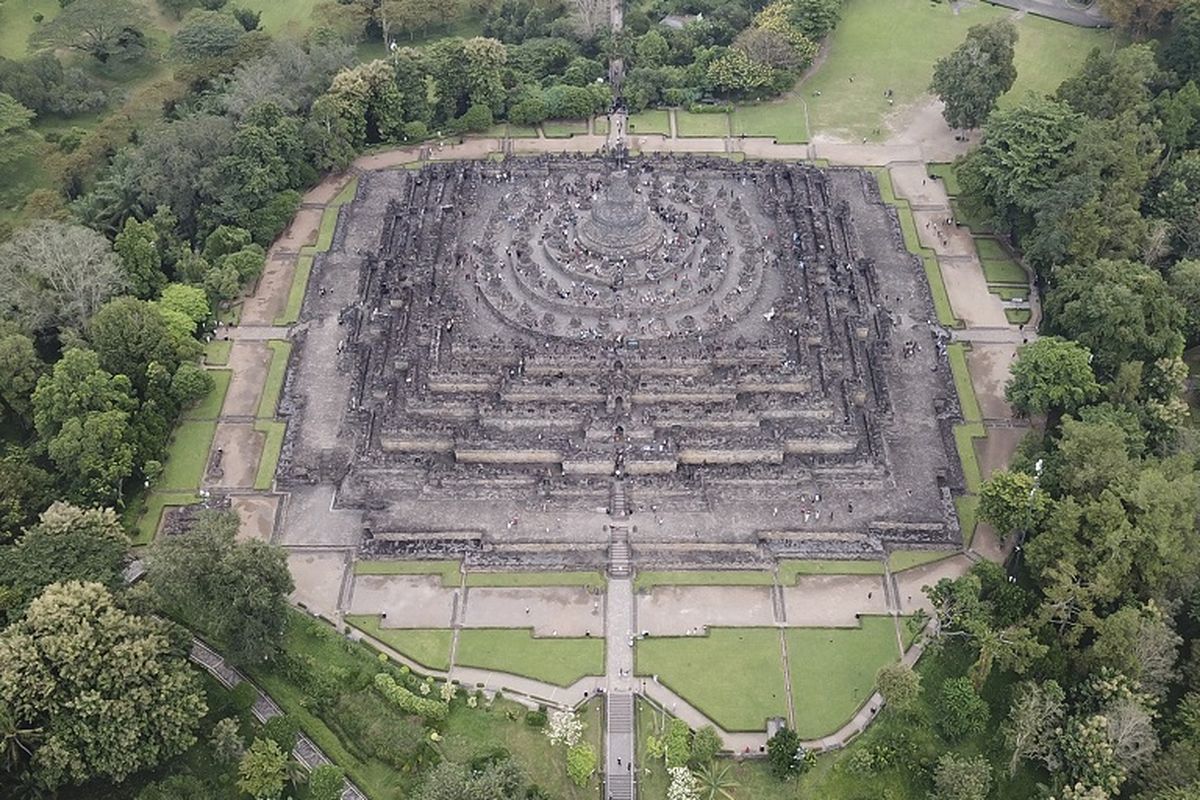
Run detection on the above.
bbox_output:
[779,560,885,582]
[464,571,605,589]
[1006,308,1033,325]
[330,176,360,207]
[252,419,285,490]
[203,340,232,366]
[786,617,902,737]
[626,109,671,135]
[0,0,63,58]
[256,340,291,418]
[233,0,321,38]
[732,99,808,143]
[158,420,217,491]
[542,119,588,138]
[345,615,453,671]
[955,422,987,494]
[274,254,312,325]
[183,369,231,420]
[927,163,961,196]
[634,570,775,590]
[455,629,604,686]
[636,628,788,731]
[993,285,1030,301]
[957,494,980,547]
[947,343,982,424]
[354,559,463,584]
[675,110,729,137]
[798,0,1112,140]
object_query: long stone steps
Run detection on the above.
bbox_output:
[606,692,636,800]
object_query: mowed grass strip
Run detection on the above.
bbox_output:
[252,419,286,490]
[345,615,453,671]
[158,420,217,491]
[354,559,463,584]
[256,340,292,418]
[927,163,961,196]
[779,560,885,583]
[675,110,730,137]
[204,340,232,366]
[541,119,588,138]
[132,491,200,545]
[947,343,983,424]
[887,550,955,572]
[636,628,788,731]
[786,616,902,738]
[732,99,808,143]
[454,629,604,686]
[634,570,775,590]
[627,109,672,135]
[275,254,313,326]
[463,571,605,589]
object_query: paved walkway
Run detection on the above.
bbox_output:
[978,0,1111,26]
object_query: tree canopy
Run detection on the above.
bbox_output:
[930,21,1019,130]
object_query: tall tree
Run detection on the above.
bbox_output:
[1098,0,1180,38]
[29,0,151,63]
[147,511,294,664]
[0,581,206,788]
[930,21,1019,131]
[0,93,35,170]
[1006,337,1101,418]
[1003,680,1066,776]
[0,221,125,333]
[113,217,166,300]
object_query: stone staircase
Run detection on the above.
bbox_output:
[609,532,631,578]
[606,692,636,800]
[610,480,628,517]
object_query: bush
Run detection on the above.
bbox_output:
[402,121,428,142]
[689,725,722,765]
[374,672,449,721]
[261,714,299,753]
[171,361,215,407]
[459,103,494,133]
[328,689,434,771]
[525,709,548,728]
[767,727,813,779]
[230,681,258,714]
[663,718,691,768]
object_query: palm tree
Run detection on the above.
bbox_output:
[0,705,42,773]
[693,761,739,800]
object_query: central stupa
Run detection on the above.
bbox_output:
[576,170,663,258]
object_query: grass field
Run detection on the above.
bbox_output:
[794,0,1113,140]
[158,420,217,491]
[947,343,983,424]
[455,629,605,686]
[927,163,961,196]
[634,570,775,590]
[627,109,671,135]
[0,0,63,58]
[888,550,955,572]
[675,110,729,137]
[1006,308,1033,325]
[354,559,463,583]
[542,119,588,138]
[780,560,885,582]
[235,0,320,37]
[345,615,454,670]
[252,419,286,490]
[636,628,788,731]
[786,617,901,737]
[274,254,312,325]
[256,340,291,418]
[732,99,808,142]
[203,340,232,366]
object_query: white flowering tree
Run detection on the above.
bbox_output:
[546,709,584,747]
[667,766,701,800]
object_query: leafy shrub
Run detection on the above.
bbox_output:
[663,718,691,768]
[374,672,449,721]
[328,689,434,771]
[525,709,548,728]
[935,677,989,741]
[567,743,597,787]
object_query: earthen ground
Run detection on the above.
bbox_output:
[895,555,973,615]
[782,575,889,626]
[274,207,322,251]
[463,586,605,637]
[636,586,776,634]
[205,422,265,489]
[220,343,271,416]
[965,343,1023,420]
[348,575,457,627]
[242,254,295,325]
[288,551,349,618]
[231,494,280,541]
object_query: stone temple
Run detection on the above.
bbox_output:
[277,156,966,570]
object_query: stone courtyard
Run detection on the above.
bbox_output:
[275,154,966,570]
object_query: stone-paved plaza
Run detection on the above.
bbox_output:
[275,155,965,569]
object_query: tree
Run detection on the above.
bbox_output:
[1056,44,1158,121]
[932,753,992,800]
[307,765,345,800]
[114,217,166,299]
[567,742,597,787]
[1004,679,1066,775]
[693,761,739,800]
[47,409,137,504]
[0,502,129,618]
[146,510,294,664]
[237,738,287,800]
[876,663,921,711]
[0,221,125,332]
[787,0,841,39]
[29,0,151,63]
[0,452,53,545]
[1045,259,1185,380]
[89,296,199,394]
[689,726,722,765]
[569,0,606,38]
[930,21,1019,130]
[170,9,245,62]
[0,581,206,787]
[31,347,137,441]
[1097,0,1179,38]
[210,717,244,764]
[415,758,529,800]
[1005,337,1100,418]
[1162,0,1200,83]
[766,727,811,779]
[936,677,990,741]
[158,283,210,332]
[979,469,1050,541]
[0,93,35,170]
[0,331,44,429]
[1088,604,1181,699]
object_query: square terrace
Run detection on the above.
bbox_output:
[277,156,965,569]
